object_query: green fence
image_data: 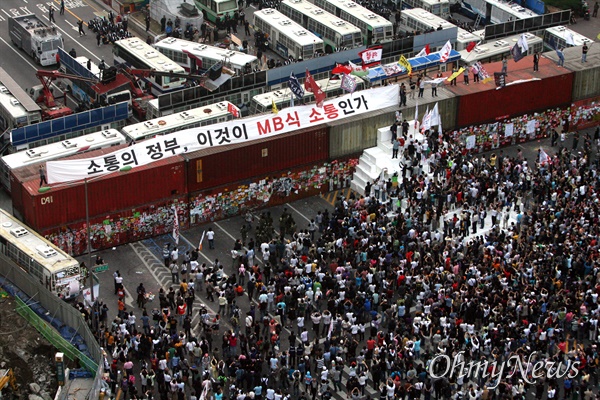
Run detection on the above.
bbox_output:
[14,296,98,374]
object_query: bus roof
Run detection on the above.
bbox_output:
[155,38,259,68]
[320,0,394,28]
[0,67,41,113]
[546,26,593,47]
[254,9,326,46]
[0,207,77,273]
[114,37,185,74]
[401,8,456,30]
[484,0,537,19]
[457,32,542,61]
[281,0,362,36]
[0,90,32,120]
[1,129,126,170]
[417,0,450,6]
[121,101,236,141]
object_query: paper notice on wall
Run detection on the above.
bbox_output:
[504,123,514,137]
[465,135,476,149]
[526,120,536,135]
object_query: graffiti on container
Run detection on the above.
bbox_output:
[190,159,358,224]
[45,200,188,256]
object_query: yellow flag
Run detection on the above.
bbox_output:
[398,55,412,74]
[272,99,278,114]
[447,67,465,82]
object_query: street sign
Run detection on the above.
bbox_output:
[93,264,109,273]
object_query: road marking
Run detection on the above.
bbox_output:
[286,202,312,223]
[0,36,40,71]
[0,14,5,22]
[37,8,100,61]
[1,9,12,18]
[51,0,90,26]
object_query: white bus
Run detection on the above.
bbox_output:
[544,26,592,50]
[0,129,126,192]
[253,9,325,61]
[0,67,42,133]
[112,38,187,96]
[401,8,457,34]
[313,0,394,45]
[249,75,363,114]
[121,101,238,142]
[0,208,83,300]
[457,32,543,66]
[154,38,261,76]
[400,0,451,17]
[464,0,536,23]
[455,29,484,51]
[279,0,363,53]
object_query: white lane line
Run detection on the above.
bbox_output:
[1,9,12,17]
[286,202,312,223]
[0,36,40,70]
[39,13,101,61]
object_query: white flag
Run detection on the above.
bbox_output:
[539,148,549,165]
[172,208,180,244]
[421,106,430,132]
[438,40,452,63]
[416,48,428,57]
[414,100,419,129]
[438,117,442,135]
[430,103,440,126]
[565,32,575,46]
[518,33,529,53]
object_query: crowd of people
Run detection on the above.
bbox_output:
[97,119,600,400]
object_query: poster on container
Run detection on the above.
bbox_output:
[47,85,400,184]
[504,123,514,137]
[465,135,476,149]
[526,120,536,135]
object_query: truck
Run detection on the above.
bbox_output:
[9,14,63,66]
[27,70,75,120]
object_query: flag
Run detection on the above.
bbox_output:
[398,55,412,74]
[288,72,304,100]
[511,43,524,62]
[340,74,357,93]
[518,34,529,53]
[539,148,549,165]
[332,63,352,75]
[438,116,442,135]
[447,67,465,82]
[424,78,446,85]
[304,69,326,107]
[359,46,383,66]
[198,230,205,251]
[565,32,575,46]
[414,100,419,130]
[430,102,440,126]
[421,106,430,132]
[416,44,430,57]
[438,41,452,63]
[348,61,368,77]
[548,36,558,51]
[172,208,180,244]
[272,99,278,114]
[227,102,240,118]
[466,41,477,52]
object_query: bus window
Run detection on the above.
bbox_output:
[219,0,237,13]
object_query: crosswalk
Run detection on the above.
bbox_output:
[321,187,357,206]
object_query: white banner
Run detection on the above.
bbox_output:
[504,122,514,137]
[465,135,476,149]
[526,120,536,135]
[47,86,400,184]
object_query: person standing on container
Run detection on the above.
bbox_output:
[533,51,540,72]
[501,56,508,75]
[207,228,215,249]
[39,165,48,186]
[557,48,565,67]
[582,43,589,63]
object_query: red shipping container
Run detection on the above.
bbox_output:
[447,57,574,128]
[12,146,186,232]
[185,125,329,193]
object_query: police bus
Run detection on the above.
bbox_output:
[464,0,536,24]
[457,32,542,66]
[154,37,261,76]
[313,0,394,45]
[0,67,42,133]
[544,26,592,50]
[279,0,363,53]
[400,0,451,17]
[253,9,325,61]
[195,0,239,24]
[112,38,187,96]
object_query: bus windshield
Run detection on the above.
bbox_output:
[41,41,53,52]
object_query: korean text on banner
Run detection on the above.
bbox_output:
[47,85,400,184]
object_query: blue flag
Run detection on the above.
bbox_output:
[288,72,304,101]
[511,43,524,62]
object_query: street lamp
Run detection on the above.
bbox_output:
[84,178,98,331]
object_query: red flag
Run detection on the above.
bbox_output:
[466,41,477,52]
[332,63,352,75]
[304,69,326,107]
[227,102,240,118]
[425,44,431,55]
